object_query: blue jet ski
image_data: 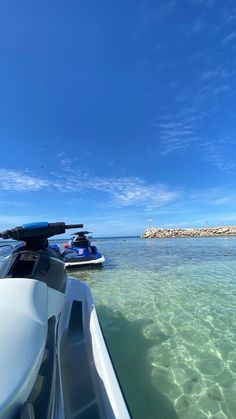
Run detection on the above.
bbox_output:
[0,221,129,419]
[62,230,105,268]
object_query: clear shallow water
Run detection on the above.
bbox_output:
[70,237,236,419]
[1,237,235,418]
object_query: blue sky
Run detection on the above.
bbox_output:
[0,0,236,236]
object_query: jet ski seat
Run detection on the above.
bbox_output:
[6,249,67,293]
[0,278,48,419]
[73,239,89,248]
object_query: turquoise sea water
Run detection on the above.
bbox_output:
[1,236,235,418]
[70,237,236,419]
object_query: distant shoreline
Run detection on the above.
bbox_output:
[49,235,139,241]
[141,226,236,238]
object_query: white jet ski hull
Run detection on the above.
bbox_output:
[65,255,105,268]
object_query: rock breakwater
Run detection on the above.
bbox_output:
[141,226,236,238]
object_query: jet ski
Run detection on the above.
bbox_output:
[0,221,130,419]
[62,231,105,268]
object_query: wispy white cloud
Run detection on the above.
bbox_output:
[202,142,235,171]
[56,151,66,158]
[224,7,236,24]
[160,129,194,137]
[123,185,236,229]
[109,180,179,207]
[214,197,232,205]
[187,0,215,6]
[189,186,236,206]
[157,0,176,16]
[56,152,80,173]
[152,117,198,155]
[151,102,235,172]
[60,158,74,172]
[155,122,193,130]
[189,18,204,34]
[1,170,236,234]
[56,174,179,208]
[0,168,179,210]
[212,84,231,95]
[140,0,176,29]
[222,30,236,44]
[142,185,236,228]
[0,200,25,207]
[209,7,236,36]
[194,82,232,103]
[201,67,229,80]
[0,169,48,192]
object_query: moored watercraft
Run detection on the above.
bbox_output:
[0,221,130,419]
[62,230,105,268]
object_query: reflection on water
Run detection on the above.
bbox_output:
[70,237,236,419]
[98,305,178,419]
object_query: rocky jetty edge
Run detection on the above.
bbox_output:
[141,226,236,238]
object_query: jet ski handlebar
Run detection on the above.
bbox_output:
[0,222,84,241]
